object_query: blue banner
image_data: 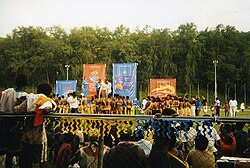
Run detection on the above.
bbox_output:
[113,63,137,100]
[56,80,77,97]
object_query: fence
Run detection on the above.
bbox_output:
[0,113,249,168]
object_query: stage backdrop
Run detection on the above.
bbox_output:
[56,80,77,97]
[113,63,137,100]
[83,64,106,99]
[150,78,176,97]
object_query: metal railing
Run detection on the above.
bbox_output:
[0,113,249,168]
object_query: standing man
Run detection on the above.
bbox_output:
[229,97,238,117]
[0,74,28,167]
[215,97,220,117]
[95,78,102,98]
[106,79,112,98]
[82,76,88,98]
[195,96,201,116]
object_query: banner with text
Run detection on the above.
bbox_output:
[56,80,77,97]
[113,63,137,100]
[83,64,106,99]
[150,78,176,97]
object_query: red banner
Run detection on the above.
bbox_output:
[83,64,106,99]
[150,78,176,97]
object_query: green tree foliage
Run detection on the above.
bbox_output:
[0,24,250,102]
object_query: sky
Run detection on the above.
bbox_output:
[0,0,250,37]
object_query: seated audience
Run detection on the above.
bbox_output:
[186,134,215,168]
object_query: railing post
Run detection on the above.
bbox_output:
[98,121,104,168]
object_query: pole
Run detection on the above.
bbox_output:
[213,60,218,100]
[65,65,70,80]
[244,83,247,106]
[207,84,209,105]
[234,83,237,100]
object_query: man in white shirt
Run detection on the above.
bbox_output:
[106,80,112,98]
[0,74,28,112]
[141,98,147,110]
[215,97,221,116]
[229,97,238,117]
[67,92,79,113]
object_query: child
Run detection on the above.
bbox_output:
[211,102,216,117]
[224,102,229,117]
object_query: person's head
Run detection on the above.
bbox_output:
[64,132,74,143]
[89,135,98,145]
[37,83,52,97]
[72,91,77,98]
[216,97,219,100]
[15,74,28,89]
[195,134,208,151]
[221,123,232,133]
[236,122,245,130]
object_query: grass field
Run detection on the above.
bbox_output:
[200,108,250,118]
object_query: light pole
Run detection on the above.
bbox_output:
[213,60,218,100]
[65,64,70,80]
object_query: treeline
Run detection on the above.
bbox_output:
[0,23,250,102]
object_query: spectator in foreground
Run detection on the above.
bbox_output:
[186,134,215,168]
[234,123,248,156]
[103,132,146,168]
[0,74,28,167]
[148,120,188,168]
[197,121,220,155]
[20,83,55,168]
[0,73,28,112]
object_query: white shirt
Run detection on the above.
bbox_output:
[240,103,245,110]
[177,127,197,151]
[0,88,27,112]
[142,99,147,109]
[216,99,220,106]
[67,96,79,108]
[198,125,221,153]
[134,139,152,157]
[26,93,56,112]
[106,82,112,94]
[229,99,238,108]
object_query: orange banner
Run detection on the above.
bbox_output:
[150,78,176,97]
[83,64,106,99]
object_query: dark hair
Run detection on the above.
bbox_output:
[72,92,77,98]
[224,123,232,133]
[37,83,52,96]
[236,122,245,130]
[15,74,28,87]
[195,134,208,151]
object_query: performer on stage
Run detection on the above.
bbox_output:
[82,76,88,98]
